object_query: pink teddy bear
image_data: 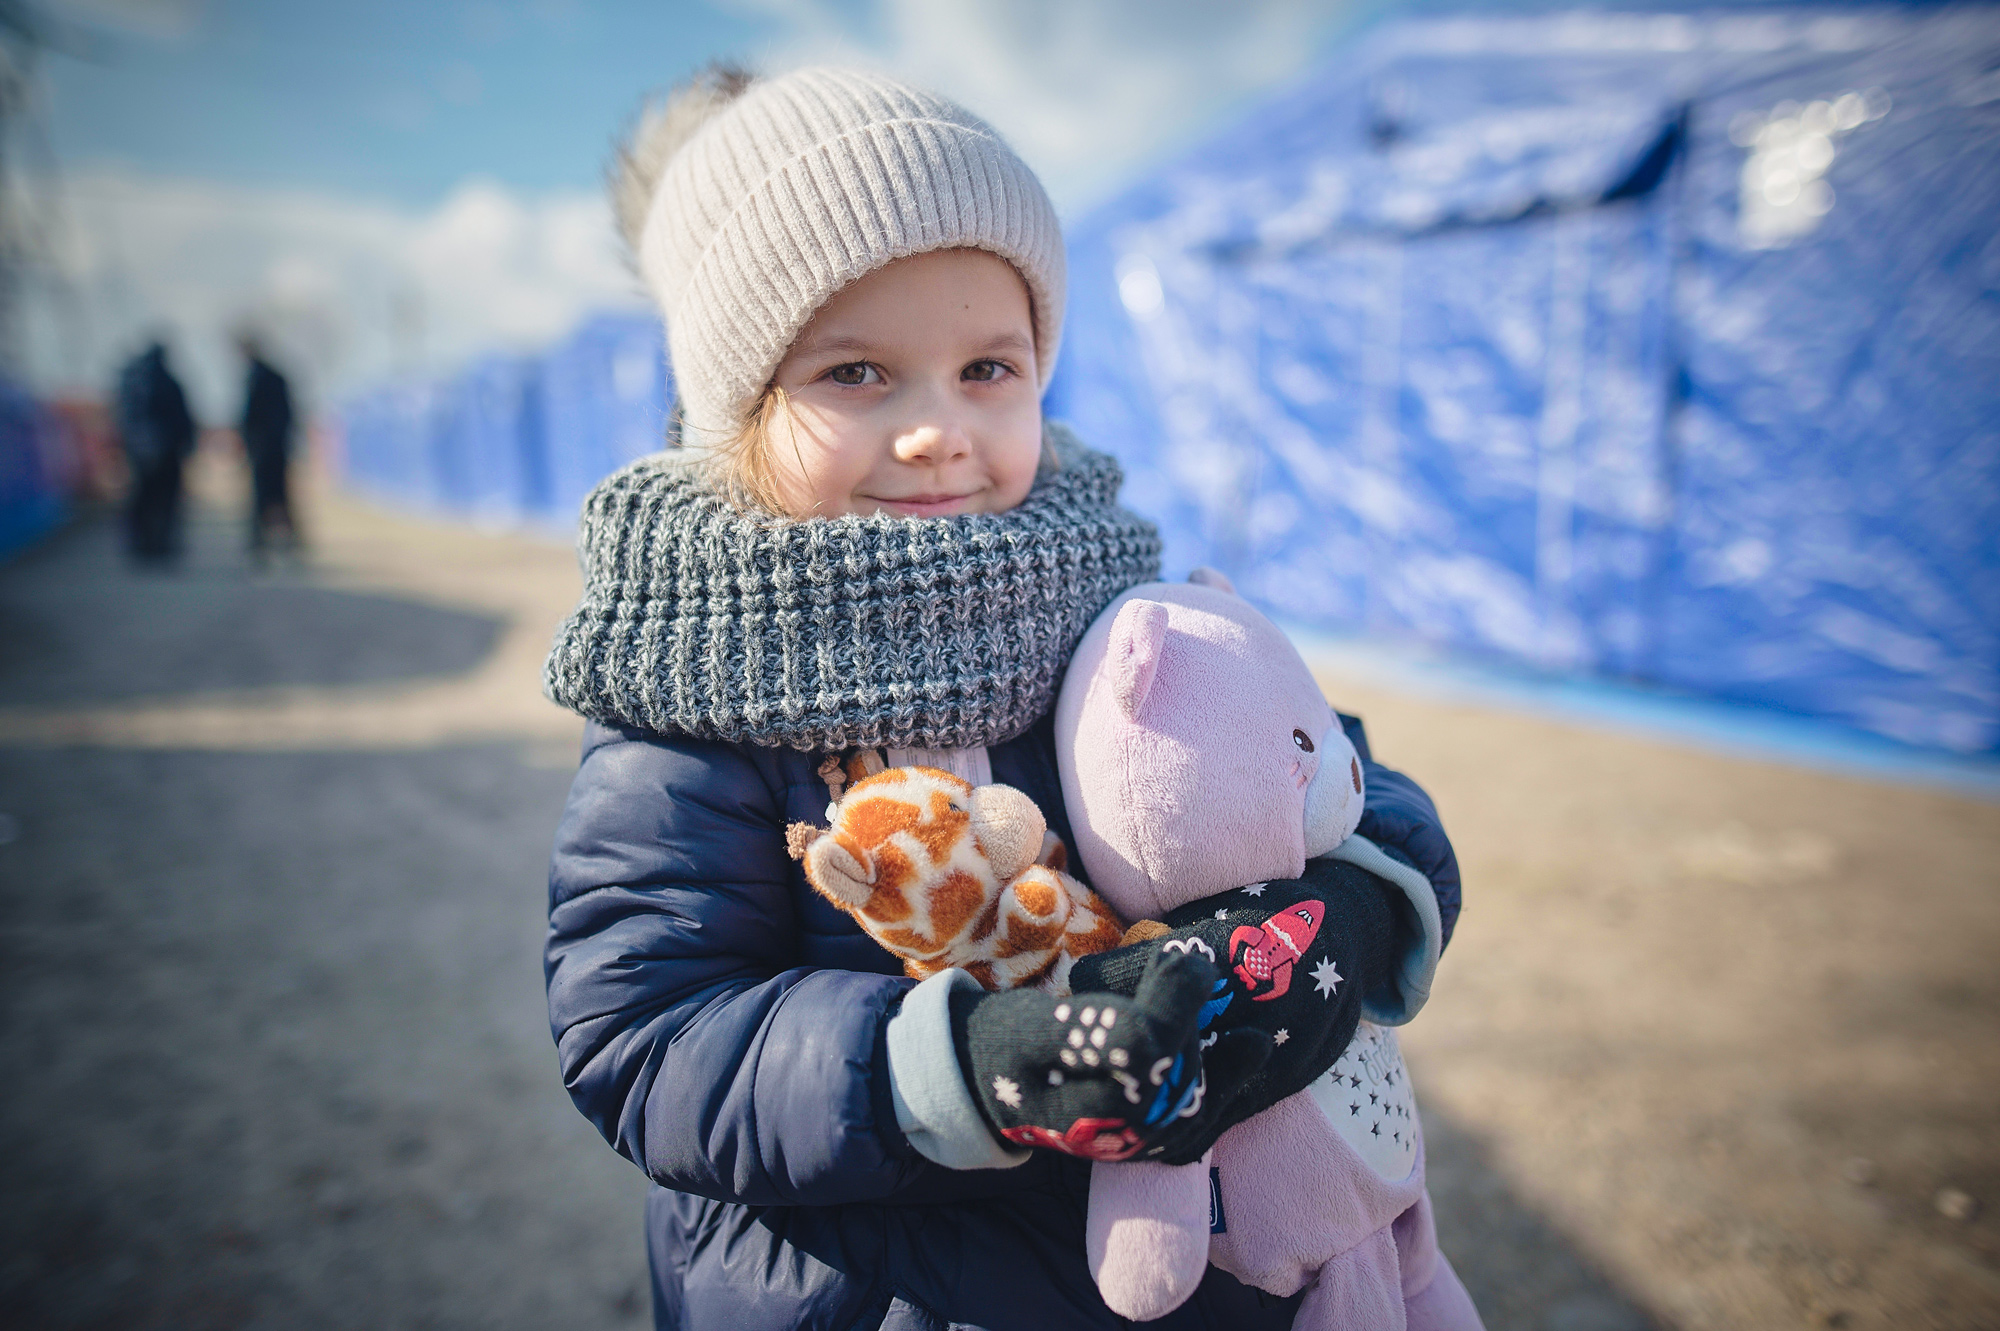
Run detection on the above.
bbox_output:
[1054,570,1484,1329]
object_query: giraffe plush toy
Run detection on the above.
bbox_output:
[790,763,1125,995]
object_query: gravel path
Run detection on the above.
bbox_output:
[0,505,647,1330]
[1,482,1992,1330]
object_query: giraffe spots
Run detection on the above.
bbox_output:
[798,764,1130,994]
[1012,952,1060,990]
[968,893,1002,945]
[1013,878,1059,920]
[863,839,920,903]
[913,791,971,863]
[928,870,987,942]
[844,794,924,854]
[1067,910,1127,954]
[996,917,1063,957]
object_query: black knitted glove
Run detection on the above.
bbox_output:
[949,948,1273,1162]
[1069,858,1402,1165]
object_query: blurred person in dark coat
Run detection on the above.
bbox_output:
[237,334,299,560]
[114,340,196,565]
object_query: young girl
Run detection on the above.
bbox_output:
[542,65,1465,1330]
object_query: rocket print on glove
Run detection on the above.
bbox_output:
[1229,901,1324,1001]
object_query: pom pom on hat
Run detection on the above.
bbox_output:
[613,65,1066,446]
[609,63,755,262]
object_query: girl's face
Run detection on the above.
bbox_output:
[763,248,1044,519]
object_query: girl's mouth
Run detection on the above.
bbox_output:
[873,493,977,517]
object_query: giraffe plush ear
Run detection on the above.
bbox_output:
[1187,566,1236,594]
[1108,599,1168,720]
[803,834,872,909]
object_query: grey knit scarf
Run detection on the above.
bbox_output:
[543,424,1162,751]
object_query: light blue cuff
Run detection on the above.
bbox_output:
[886,969,1031,1172]
[1331,833,1444,1026]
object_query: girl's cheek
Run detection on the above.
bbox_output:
[786,397,869,458]
[814,419,884,475]
[989,419,1046,512]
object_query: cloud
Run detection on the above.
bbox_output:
[18,169,645,419]
[730,0,1362,212]
[16,0,1362,414]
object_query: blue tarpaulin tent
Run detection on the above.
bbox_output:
[339,380,450,513]
[538,312,672,521]
[1047,6,2000,752]
[0,384,69,559]
[452,354,549,522]
[338,311,670,530]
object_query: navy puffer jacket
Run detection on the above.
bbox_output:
[546,711,1458,1330]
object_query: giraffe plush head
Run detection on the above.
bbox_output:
[794,765,1125,993]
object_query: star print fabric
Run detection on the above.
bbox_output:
[1307,1021,1420,1181]
[947,947,1273,1162]
[1067,856,1403,1165]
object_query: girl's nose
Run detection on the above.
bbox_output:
[894,423,972,466]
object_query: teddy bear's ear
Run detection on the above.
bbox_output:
[1187,566,1237,595]
[1109,599,1168,720]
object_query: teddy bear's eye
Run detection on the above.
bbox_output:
[1292,729,1314,753]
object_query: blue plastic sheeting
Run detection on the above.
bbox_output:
[1048,7,2000,752]
[339,380,451,512]
[451,354,549,520]
[1290,624,2000,802]
[539,312,672,522]
[0,382,67,559]
[337,311,671,530]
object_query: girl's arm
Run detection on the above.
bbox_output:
[1338,713,1463,949]
[545,724,1013,1206]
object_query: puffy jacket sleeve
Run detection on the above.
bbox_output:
[545,725,946,1206]
[1339,712,1464,949]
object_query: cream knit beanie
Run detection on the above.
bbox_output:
[620,66,1066,446]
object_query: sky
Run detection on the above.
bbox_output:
[14,0,1383,418]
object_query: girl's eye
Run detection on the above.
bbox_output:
[827,363,879,387]
[962,359,1008,383]
[1292,729,1314,753]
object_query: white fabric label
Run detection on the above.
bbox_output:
[886,745,993,789]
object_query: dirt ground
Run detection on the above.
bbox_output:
[1336,680,2000,1331]
[1,458,1994,1330]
